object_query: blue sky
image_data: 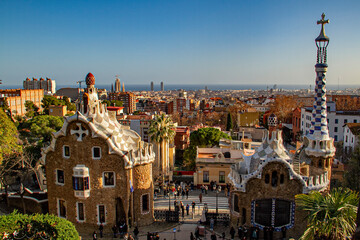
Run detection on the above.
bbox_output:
[0,0,359,87]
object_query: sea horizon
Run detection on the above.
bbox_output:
[0,83,359,92]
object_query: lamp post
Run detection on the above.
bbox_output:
[216,186,221,215]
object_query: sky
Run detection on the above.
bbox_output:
[0,0,359,87]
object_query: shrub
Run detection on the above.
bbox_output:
[0,210,79,239]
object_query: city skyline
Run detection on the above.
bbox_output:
[1,1,359,87]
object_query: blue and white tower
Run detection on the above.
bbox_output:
[305,14,335,161]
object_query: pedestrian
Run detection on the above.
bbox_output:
[221,232,225,240]
[92,231,97,240]
[201,185,204,193]
[186,204,190,215]
[192,201,196,213]
[281,226,287,240]
[195,228,200,240]
[230,226,235,240]
[181,203,185,218]
[205,185,208,194]
[199,193,203,203]
[210,218,215,231]
[186,188,189,199]
[211,231,217,240]
[190,232,195,240]
[133,226,139,240]
[99,223,103,238]
[112,225,118,238]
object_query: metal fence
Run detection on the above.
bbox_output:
[205,212,230,226]
[154,210,180,222]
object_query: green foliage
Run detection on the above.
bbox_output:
[0,109,21,163]
[102,100,123,107]
[25,101,40,118]
[41,95,76,114]
[183,127,231,171]
[226,112,233,131]
[0,210,79,239]
[296,188,359,240]
[0,97,10,111]
[149,114,175,143]
[343,145,360,192]
[190,127,230,148]
[19,115,64,144]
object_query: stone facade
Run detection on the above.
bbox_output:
[43,73,155,231]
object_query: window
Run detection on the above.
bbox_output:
[354,120,358,123]
[142,194,150,213]
[219,171,225,183]
[344,119,348,124]
[92,147,101,159]
[242,208,246,225]
[233,194,239,213]
[73,177,90,190]
[56,169,64,185]
[103,172,115,187]
[253,199,293,230]
[280,174,284,184]
[265,174,270,184]
[334,127,338,132]
[58,199,66,218]
[203,171,209,183]
[334,135,338,141]
[271,171,278,187]
[63,145,70,158]
[97,205,106,224]
[335,119,338,124]
[77,202,85,222]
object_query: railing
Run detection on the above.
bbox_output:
[154,210,179,222]
[205,212,230,225]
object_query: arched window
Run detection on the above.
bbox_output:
[280,174,284,184]
[318,160,322,168]
[265,174,270,184]
[224,152,231,158]
[233,194,239,213]
[271,171,278,187]
[242,208,246,225]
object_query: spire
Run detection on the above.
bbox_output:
[305,14,335,158]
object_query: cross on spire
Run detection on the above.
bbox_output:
[317,13,329,27]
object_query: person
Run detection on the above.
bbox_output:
[186,188,189,199]
[221,232,226,240]
[190,232,195,240]
[210,218,215,231]
[211,231,217,240]
[192,201,196,213]
[238,226,243,239]
[112,225,118,238]
[92,231,97,240]
[181,203,185,218]
[230,226,235,240]
[281,226,287,240]
[133,226,139,240]
[199,193,203,203]
[99,223,103,238]
[195,228,200,240]
[186,204,190,215]
[205,185,208,194]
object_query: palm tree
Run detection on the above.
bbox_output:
[148,114,175,180]
[296,188,359,240]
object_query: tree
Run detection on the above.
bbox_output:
[41,95,63,114]
[226,111,233,131]
[149,114,175,177]
[343,145,360,192]
[62,96,76,111]
[102,100,123,107]
[0,109,21,163]
[270,95,300,123]
[25,101,40,118]
[296,188,358,240]
[0,150,40,213]
[183,127,231,170]
[19,115,64,144]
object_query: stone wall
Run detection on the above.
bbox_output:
[46,120,154,232]
[230,162,307,239]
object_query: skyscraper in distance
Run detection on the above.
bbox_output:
[151,81,154,91]
[160,82,164,91]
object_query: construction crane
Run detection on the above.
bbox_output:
[77,80,85,103]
